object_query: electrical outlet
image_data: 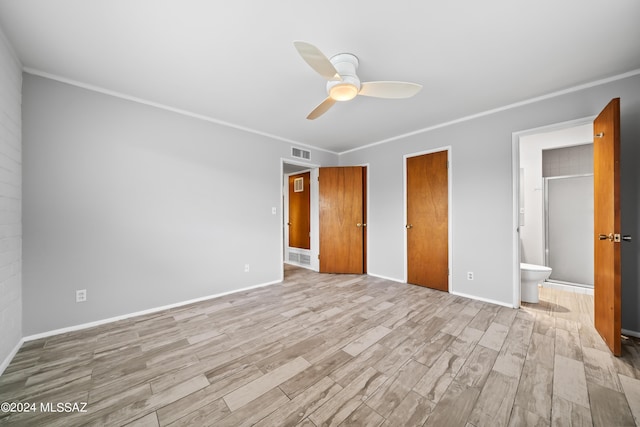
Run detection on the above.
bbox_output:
[467,272,474,280]
[244,264,250,272]
[76,289,87,302]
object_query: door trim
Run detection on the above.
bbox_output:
[403,146,452,291]
[511,116,596,308]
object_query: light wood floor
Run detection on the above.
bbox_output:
[1,265,639,426]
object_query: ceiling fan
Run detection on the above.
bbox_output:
[294,41,422,120]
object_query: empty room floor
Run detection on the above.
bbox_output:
[1,265,639,426]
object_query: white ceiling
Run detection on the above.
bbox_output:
[1,1,639,154]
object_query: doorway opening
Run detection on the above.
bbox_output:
[282,159,320,276]
[543,148,594,289]
[281,160,370,277]
[514,99,623,355]
[512,117,595,307]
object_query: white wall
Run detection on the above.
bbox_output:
[22,74,337,336]
[0,28,22,371]
[340,73,640,334]
[519,124,592,265]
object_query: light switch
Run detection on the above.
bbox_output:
[272,207,277,215]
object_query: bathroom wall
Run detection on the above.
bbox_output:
[519,124,593,265]
[542,144,593,177]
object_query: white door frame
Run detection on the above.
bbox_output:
[403,146,453,291]
[511,116,595,308]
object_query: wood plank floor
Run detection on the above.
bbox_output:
[1,265,639,426]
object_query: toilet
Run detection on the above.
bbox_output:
[520,263,552,303]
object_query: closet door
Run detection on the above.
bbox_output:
[406,150,448,291]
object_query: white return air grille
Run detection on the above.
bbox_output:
[291,147,311,160]
[299,254,311,265]
[288,252,311,265]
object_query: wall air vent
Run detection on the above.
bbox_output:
[291,147,311,160]
[288,251,311,266]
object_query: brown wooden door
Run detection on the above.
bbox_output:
[288,172,310,249]
[593,98,621,356]
[406,151,448,290]
[319,167,365,274]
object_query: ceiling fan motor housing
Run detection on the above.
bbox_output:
[326,53,360,101]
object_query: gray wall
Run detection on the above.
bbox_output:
[22,74,337,335]
[0,29,22,370]
[18,71,640,336]
[339,73,640,333]
[620,80,640,334]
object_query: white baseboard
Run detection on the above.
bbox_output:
[542,281,594,295]
[0,338,25,376]
[368,274,514,308]
[23,279,281,342]
[622,329,640,339]
[366,272,404,283]
[450,290,515,309]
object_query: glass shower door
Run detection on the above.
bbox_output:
[545,175,594,287]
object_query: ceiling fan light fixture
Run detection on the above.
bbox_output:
[329,83,359,101]
[326,74,361,102]
[295,42,421,119]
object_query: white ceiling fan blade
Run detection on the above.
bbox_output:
[294,41,342,81]
[359,81,422,99]
[307,97,337,120]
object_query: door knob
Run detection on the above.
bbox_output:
[622,235,632,242]
[599,233,613,241]
[406,224,413,229]
[356,223,362,227]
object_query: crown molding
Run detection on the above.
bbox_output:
[22,67,339,156]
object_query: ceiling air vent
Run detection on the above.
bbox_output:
[291,147,311,160]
